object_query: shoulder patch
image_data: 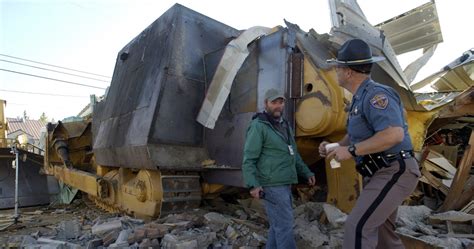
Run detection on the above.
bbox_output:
[370,93,389,109]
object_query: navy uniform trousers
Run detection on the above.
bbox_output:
[343,157,420,249]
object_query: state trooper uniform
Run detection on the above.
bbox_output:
[345,78,420,249]
[328,39,421,249]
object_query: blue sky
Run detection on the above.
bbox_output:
[1,0,473,121]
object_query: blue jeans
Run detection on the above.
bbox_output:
[262,185,296,249]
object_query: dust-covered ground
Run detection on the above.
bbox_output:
[1,195,473,248]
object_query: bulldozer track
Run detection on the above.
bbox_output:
[81,173,202,218]
[83,194,120,214]
[159,174,202,217]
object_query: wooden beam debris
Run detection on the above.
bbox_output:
[461,201,474,214]
[437,131,474,212]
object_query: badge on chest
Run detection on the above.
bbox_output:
[349,104,359,116]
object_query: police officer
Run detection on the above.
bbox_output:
[319,39,420,249]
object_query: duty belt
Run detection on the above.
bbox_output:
[356,150,414,177]
[385,150,414,162]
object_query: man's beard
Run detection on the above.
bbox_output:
[266,108,283,119]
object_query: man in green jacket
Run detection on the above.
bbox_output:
[242,88,316,249]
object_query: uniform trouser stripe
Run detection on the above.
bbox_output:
[355,159,406,249]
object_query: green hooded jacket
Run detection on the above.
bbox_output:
[242,113,314,188]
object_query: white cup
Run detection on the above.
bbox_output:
[325,143,340,152]
[325,143,341,169]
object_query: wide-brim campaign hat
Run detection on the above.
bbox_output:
[326,39,385,65]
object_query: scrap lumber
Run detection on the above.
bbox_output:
[461,201,474,214]
[429,211,474,239]
[426,150,457,175]
[455,176,474,211]
[420,168,450,195]
[423,160,454,180]
[421,149,458,189]
[437,131,474,212]
[429,145,458,165]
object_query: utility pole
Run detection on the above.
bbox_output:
[10,144,20,223]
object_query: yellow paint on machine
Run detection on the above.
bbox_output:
[295,59,361,213]
[406,110,438,152]
[295,59,349,137]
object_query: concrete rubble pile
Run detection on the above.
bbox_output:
[396,206,474,249]
[294,202,474,249]
[0,198,268,248]
[1,198,474,248]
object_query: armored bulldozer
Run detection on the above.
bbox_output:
[44,2,471,218]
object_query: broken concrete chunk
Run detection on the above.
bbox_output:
[57,219,81,240]
[225,225,239,240]
[36,237,81,249]
[294,202,324,222]
[30,230,41,239]
[204,212,232,224]
[396,227,421,237]
[91,219,122,235]
[139,238,152,248]
[235,210,248,220]
[322,203,347,229]
[294,217,329,248]
[418,235,464,249]
[396,233,445,249]
[6,235,37,248]
[204,212,232,232]
[169,228,217,248]
[416,224,439,236]
[396,206,441,236]
[109,241,129,248]
[430,211,474,222]
[144,223,169,238]
[102,229,120,247]
[251,232,267,244]
[132,227,147,242]
[198,231,217,248]
[159,212,205,226]
[78,230,93,241]
[328,229,344,248]
[115,229,131,244]
[335,216,347,226]
[231,218,264,231]
[161,234,198,249]
[86,238,103,249]
[127,233,137,245]
[458,238,474,248]
[397,205,433,229]
[162,221,192,231]
[122,216,145,225]
[151,238,160,248]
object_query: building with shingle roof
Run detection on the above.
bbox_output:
[6,117,47,147]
